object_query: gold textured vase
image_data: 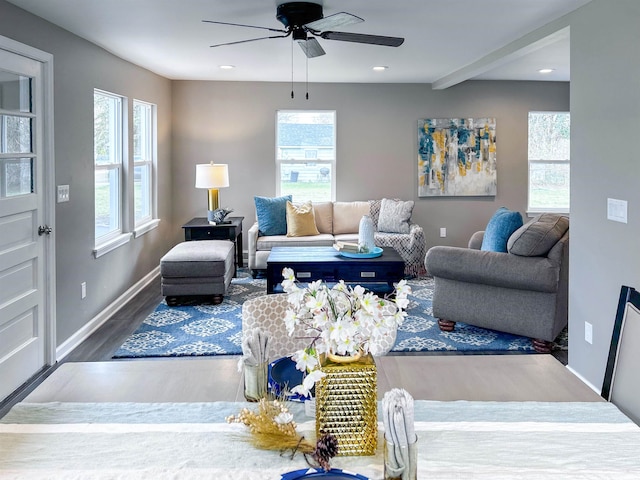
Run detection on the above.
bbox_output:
[315,352,377,456]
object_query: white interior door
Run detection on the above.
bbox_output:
[0,46,50,401]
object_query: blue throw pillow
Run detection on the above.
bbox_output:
[254,195,292,236]
[481,207,523,252]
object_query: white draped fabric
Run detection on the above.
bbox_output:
[1,400,640,479]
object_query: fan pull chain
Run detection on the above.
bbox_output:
[306,55,309,100]
[291,39,295,99]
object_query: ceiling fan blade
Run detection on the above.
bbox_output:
[211,34,289,48]
[320,31,404,47]
[297,37,326,58]
[202,19,286,34]
[304,12,363,32]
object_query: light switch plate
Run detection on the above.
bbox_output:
[585,321,593,344]
[57,185,70,203]
[607,198,627,223]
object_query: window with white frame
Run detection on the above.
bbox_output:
[94,90,124,243]
[528,111,570,213]
[276,110,335,203]
[133,100,155,227]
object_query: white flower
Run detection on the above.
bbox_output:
[274,412,294,425]
[292,348,319,372]
[282,272,411,392]
[291,369,326,397]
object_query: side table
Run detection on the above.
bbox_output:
[182,217,244,269]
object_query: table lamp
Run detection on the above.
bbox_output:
[195,162,230,224]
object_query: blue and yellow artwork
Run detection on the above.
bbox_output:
[418,118,497,197]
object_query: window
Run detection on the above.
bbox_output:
[528,112,570,213]
[276,110,335,203]
[133,100,156,227]
[1,75,33,199]
[94,90,124,244]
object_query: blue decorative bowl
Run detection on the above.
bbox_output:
[268,356,310,402]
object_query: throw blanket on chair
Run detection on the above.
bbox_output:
[369,200,427,278]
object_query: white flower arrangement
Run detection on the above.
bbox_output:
[281,267,411,397]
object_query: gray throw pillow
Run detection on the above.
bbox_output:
[377,198,414,234]
[507,213,569,257]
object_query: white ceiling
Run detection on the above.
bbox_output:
[6,0,591,87]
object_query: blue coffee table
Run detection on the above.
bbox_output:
[266,246,404,295]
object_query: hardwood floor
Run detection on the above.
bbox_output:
[0,273,573,417]
[63,276,165,362]
[22,355,600,404]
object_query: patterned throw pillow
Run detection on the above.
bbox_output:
[377,198,414,234]
[254,195,292,236]
[480,207,523,252]
[286,201,320,237]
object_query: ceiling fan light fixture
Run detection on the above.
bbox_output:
[205,2,404,63]
[292,27,307,42]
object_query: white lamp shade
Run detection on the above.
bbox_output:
[195,163,229,189]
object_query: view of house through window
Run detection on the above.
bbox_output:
[94,90,123,242]
[133,100,155,226]
[276,110,335,202]
[528,112,570,213]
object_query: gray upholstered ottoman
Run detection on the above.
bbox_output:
[160,240,235,305]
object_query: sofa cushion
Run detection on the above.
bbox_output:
[378,198,414,234]
[507,213,569,257]
[160,240,234,278]
[256,233,334,250]
[313,201,333,234]
[480,207,523,253]
[286,201,320,237]
[254,195,292,236]
[332,201,370,234]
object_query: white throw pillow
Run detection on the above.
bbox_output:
[377,198,414,234]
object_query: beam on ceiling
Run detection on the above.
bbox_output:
[432,15,571,90]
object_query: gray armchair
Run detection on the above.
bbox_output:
[424,214,569,353]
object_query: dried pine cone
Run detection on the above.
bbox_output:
[313,433,339,471]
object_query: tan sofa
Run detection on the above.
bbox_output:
[248,199,427,278]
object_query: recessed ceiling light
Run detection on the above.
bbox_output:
[219,65,235,70]
[373,66,389,71]
[538,68,554,74]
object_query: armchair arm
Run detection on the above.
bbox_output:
[468,231,484,250]
[248,222,260,269]
[425,246,560,293]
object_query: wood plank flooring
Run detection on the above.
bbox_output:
[24,355,600,403]
[0,272,577,419]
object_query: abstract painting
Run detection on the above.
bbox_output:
[418,118,497,197]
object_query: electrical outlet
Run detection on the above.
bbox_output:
[585,321,593,344]
[81,282,87,299]
[440,227,447,238]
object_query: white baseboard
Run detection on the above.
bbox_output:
[566,364,601,395]
[56,267,160,361]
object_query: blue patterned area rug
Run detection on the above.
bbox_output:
[113,272,567,358]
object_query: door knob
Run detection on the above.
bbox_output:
[38,225,52,236]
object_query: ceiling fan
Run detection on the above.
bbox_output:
[203,1,404,58]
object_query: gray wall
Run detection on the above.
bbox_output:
[172,80,570,251]
[6,0,629,393]
[0,0,175,345]
[569,0,640,388]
